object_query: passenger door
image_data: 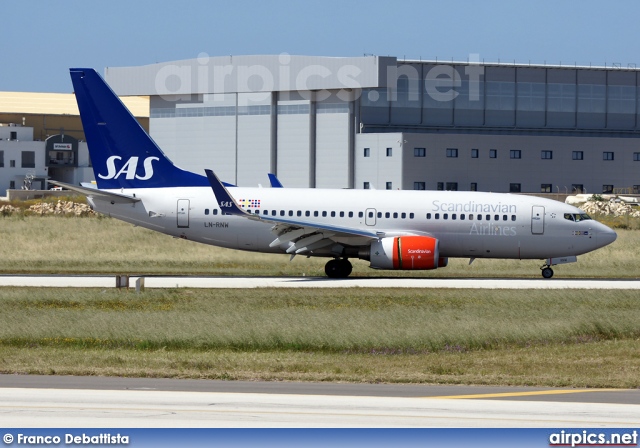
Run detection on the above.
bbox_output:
[531,206,545,234]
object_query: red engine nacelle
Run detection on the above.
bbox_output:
[369,236,446,270]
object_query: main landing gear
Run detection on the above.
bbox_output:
[540,265,554,279]
[325,258,353,278]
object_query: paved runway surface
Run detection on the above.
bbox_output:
[0,375,638,427]
[2,275,640,289]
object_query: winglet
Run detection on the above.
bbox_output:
[205,169,251,217]
[268,173,284,188]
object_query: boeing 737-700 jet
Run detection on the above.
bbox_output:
[52,68,617,278]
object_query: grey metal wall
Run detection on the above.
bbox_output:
[355,132,640,194]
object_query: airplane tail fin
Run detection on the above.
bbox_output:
[70,68,209,189]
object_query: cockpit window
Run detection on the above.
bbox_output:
[564,213,592,222]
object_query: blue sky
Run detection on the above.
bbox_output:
[3,0,640,92]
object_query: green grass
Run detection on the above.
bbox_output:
[0,214,638,277]
[0,287,639,387]
[1,212,639,387]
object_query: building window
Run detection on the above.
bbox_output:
[436,182,444,190]
[363,182,370,189]
[634,152,640,161]
[572,184,584,194]
[10,131,17,141]
[634,185,640,194]
[363,148,370,157]
[603,151,614,161]
[10,160,16,168]
[471,148,479,158]
[510,150,521,159]
[386,147,392,157]
[446,148,458,158]
[509,183,521,193]
[602,185,614,194]
[470,182,477,191]
[490,149,497,158]
[446,182,458,191]
[414,148,426,157]
[386,182,392,190]
[414,182,426,190]
[541,151,553,160]
[572,151,584,160]
[9,181,15,189]
[541,184,552,193]
[21,151,35,168]
[0,150,3,167]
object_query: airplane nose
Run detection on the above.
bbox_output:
[597,225,617,247]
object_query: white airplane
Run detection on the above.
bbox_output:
[54,68,617,279]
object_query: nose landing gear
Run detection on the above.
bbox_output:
[325,258,353,278]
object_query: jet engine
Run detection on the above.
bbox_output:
[369,236,447,270]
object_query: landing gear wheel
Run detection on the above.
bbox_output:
[325,258,352,278]
[541,267,554,279]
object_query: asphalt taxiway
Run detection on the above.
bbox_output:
[0,375,638,427]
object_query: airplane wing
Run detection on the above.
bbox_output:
[48,180,140,204]
[205,169,386,255]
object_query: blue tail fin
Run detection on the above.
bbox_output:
[70,68,209,189]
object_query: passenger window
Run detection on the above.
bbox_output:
[426,213,431,219]
[314,211,319,217]
[452,214,457,220]
[486,214,490,221]
[443,213,448,220]
[349,212,354,218]
[503,215,507,221]
[368,211,373,218]
[435,213,440,219]
[511,215,516,221]
[494,215,499,221]
[385,212,390,218]
[205,209,210,215]
[393,212,398,218]
[305,211,310,217]
[322,211,327,217]
[359,212,364,218]
[280,210,285,216]
[289,211,293,216]
[340,211,344,217]
[271,210,276,216]
[297,211,302,217]
[410,213,414,219]
[460,214,465,220]
[213,209,218,215]
[377,212,382,218]
[401,213,406,219]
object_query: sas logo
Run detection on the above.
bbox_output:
[99,156,160,180]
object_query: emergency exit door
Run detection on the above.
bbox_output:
[177,199,190,228]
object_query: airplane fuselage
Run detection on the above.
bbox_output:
[89,187,615,262]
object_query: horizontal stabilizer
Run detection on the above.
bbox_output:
[48,180,140,204]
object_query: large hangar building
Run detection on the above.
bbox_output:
[107,55,640,194]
